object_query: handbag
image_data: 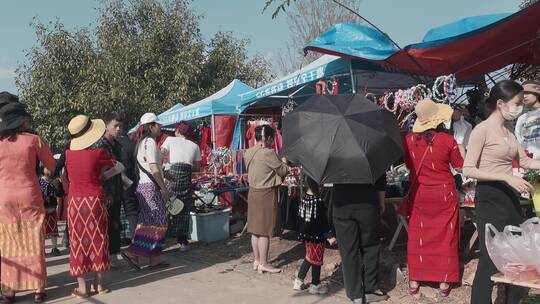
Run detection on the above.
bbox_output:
[397,136,435,217]
[135,138,184,215]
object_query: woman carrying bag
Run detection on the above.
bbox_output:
[402,99,464,298]
[123,113,171,269]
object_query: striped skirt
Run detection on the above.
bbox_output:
[167,163,193,238]
[128,183,168,257]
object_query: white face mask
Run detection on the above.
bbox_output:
[501,104,523,121]
[443,120,452,130]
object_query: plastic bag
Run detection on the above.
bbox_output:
[486,222,540,280]
[485,224,521,273]
[502,225,536,266]
[520,217,540,274]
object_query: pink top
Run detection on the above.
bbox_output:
[0,133,55,190]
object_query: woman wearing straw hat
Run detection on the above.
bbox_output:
[0,92,56,303]
[64,114,120,298]
[123,113,171,269]
[403,98,464,298]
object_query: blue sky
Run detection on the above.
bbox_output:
[0,0,523,94]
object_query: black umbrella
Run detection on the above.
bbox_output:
[281,94,403,184]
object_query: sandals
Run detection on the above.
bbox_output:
[92,283,110,295]
[439,284,452,298]
[121,251,141,270]
[252,261,259,271]
[0,294,15,304]
[71,288,89,299]
[33,292,46,303]
[257,264,281,274]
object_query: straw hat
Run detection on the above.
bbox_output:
[413,98,454,133]
[68,115,106,151]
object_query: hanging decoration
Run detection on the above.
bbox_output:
[375,74,457,130]
[382,92,397,113]
[207,147,232,175]
[282,97,297,116]
[326,78,339,95]
[315,80,327,95]
[432,74,457,104]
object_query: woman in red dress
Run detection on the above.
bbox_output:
[403,99,464,298]
[65,115,116,298]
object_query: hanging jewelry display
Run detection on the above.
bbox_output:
[383,92,397,113]
[282,97,297,116]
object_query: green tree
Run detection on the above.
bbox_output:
[16,0,270,150]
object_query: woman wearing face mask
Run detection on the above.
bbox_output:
[402,99,464,298]
[464,80,540,304]
[244,125,289,274]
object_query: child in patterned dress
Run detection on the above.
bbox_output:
[293,175,336,294]
[39,167,62,256]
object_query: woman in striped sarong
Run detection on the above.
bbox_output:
[124,113,171,269]
[161,123,201,251]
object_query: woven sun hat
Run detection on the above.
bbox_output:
[68,115,106,151]
[412,98,454,133]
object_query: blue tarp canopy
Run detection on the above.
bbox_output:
[305,3,540,79]
[239,55,350,109]
[159,79,253,127]
[239,55,419,110]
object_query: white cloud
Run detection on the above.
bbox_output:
[0,66,16,80]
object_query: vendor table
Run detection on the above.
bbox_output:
[491,273,540,290]
[385,197,406,251]
[194,186,249,209]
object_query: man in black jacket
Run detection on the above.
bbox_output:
[117,131,138,241]
[102,113,125,266]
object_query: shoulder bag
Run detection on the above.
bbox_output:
[397,135,435,217]
[136,138,184,216]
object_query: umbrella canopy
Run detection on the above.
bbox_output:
[281,94,403,184]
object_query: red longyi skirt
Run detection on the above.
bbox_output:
[407,184,460,283]
[68,196,110,276]
[44,212,59,238]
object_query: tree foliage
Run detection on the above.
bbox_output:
[16,0,270,150]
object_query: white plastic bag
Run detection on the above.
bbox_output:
[502,225,536,266]
[520,217,540,274]
[485,224,521,273]
[485,222,540,280]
